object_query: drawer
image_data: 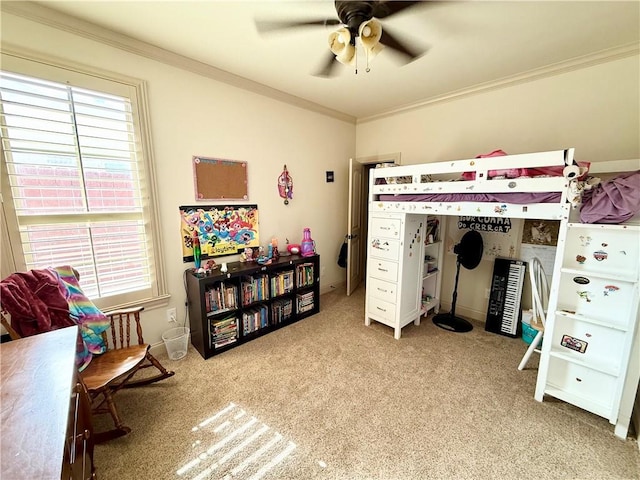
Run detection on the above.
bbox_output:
[370,216,401,239]
[547,357,616,413]
[551,314,626,374]
[367,258,398,282]
[367,296,395,323]
[367,277,397,304]
[369,237,401,261]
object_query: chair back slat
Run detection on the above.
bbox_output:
[529,257,549,326]
[102,307,145,350]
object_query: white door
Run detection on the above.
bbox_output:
[346,158,364,295]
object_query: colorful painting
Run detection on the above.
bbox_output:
[179,204,260,261]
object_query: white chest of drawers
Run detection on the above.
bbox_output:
[365,212,425,339]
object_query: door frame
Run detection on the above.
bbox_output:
[347,152,401,294]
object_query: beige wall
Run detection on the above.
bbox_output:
[355,54,640,321]
[2,11,639,342]
[1,13,356,346]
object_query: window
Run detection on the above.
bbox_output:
[0,52,167,310]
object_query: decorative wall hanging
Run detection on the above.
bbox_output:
[450,216,520,260]
[193,156,248,201]
[520,219,561,284]
[521,219,560,246]
[277,165,293,205]
[179,204,260,261]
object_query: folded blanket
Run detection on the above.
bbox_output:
[0,269,73,336]
[0,266,109,371]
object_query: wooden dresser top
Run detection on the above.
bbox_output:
[1,326,77,479]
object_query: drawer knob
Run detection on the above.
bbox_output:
[376,306,387,313]
[377,287,388,293]
[379,268,388,272]
[575,377,582,382]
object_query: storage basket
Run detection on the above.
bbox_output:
[521,321,538,345]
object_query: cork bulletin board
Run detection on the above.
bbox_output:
[193,156,248,200]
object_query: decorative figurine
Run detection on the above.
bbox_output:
[301,227,316,257]
[241,247,254,263]
[192,233,201,269]
[204,259,217,271]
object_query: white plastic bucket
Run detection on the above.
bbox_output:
[162,326,190,360]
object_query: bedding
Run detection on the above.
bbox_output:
[580,170,640,223]
[378,191,561,204]
[460,149,590,180]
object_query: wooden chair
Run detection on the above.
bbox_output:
[1,306,175,443]
[79,306,175,442]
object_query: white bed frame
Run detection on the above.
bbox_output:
[368,148,575,220]
[365,148,639,442]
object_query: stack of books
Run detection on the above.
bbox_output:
[210,315,238,349]
[296,292,315,313]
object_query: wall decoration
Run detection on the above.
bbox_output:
[520,244,556,283]
[457,216,512,233]
[277,165,293,205]
[179,204,260,261]
[519,219,561,283]
[449,216,521,260]
[521,219,560,246]
[193,156,248,200]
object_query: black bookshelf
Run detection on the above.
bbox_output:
[185,254,320,359]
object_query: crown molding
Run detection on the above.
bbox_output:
[357,42,640,124]
[2,1,637,126]
[1,1,357,125]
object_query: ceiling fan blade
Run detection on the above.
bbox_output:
[379,27,428,62]
[256,18,341,34]
[313,51,341,78]
[372,1,424,19]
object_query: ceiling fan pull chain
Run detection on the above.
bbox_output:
[354,46,358,75]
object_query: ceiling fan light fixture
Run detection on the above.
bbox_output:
[329,28,350,54]
[336,45,356,66]
[359,18,383,56]
[328,28,356,65]
[359,18,384,72]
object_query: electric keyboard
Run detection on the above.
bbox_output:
[485,258,526,337]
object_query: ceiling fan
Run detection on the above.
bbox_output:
[255,1,431,77]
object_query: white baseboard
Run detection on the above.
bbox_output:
[320,280,346,296]
[439,301,487,324]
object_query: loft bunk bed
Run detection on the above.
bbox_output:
[368,148,581,221]
[365,147,639,441]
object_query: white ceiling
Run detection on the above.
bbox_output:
[21,1,640,120]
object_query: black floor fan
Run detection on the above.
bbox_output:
[433,230,484,333]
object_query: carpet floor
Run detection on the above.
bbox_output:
[93,286,640,480]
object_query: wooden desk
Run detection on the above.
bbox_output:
[1,326,78,479]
